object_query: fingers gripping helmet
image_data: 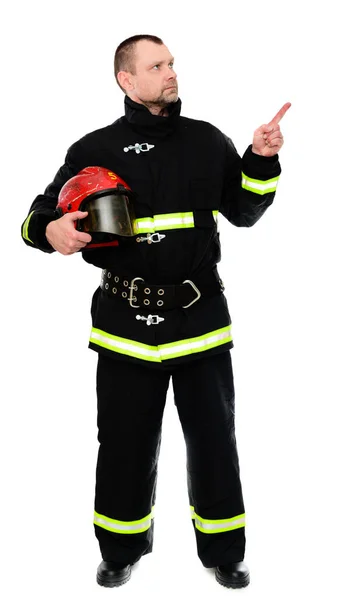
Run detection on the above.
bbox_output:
[57,167,137,249]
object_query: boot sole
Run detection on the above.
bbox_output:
[96,570,131,588]
[215,570,250,589]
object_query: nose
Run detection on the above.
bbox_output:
[167,67,177,82]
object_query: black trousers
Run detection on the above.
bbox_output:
[94,350,245,568]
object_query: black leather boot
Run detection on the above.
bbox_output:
[215,561,250,588]
[96,560,131,587]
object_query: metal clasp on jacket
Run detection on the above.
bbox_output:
[123,143,155,154]
[136,314,165,326]
[182,280,201,308]
[136,233,166,244]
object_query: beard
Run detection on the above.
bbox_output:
[141,84,179,110]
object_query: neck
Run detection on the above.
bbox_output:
[124,95,182,139]
[127,93,168,117]
[145,104,168,117]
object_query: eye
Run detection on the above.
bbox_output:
[153,64,160,70]
[169,62,174,68]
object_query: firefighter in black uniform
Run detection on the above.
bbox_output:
[21,34,290,589]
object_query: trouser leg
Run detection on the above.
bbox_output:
[172,351,245,567]
[94,354,170,564]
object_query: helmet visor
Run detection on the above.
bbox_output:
[79,193,136,237]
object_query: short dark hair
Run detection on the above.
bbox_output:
[114,34,164,92]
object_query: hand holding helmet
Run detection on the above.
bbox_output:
[53,166,137,254]
[46,211,92,255]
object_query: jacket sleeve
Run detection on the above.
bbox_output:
[219,135,282,227]
[21,140,84,252]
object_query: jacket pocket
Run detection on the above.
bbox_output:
[190,178,222,228]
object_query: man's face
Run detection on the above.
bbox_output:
[128,40,178,107]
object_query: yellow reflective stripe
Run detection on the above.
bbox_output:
[91,328,157,361]
[158,326,232,359]
[90,325,232,363]
[22,211,34,243]
[134,217,155,233]
[134,210,218,233]
[94,507,154,534]
[135,212,194,233]
[153,212,194,223]
[190,506,245,534]
[241,172,280,195]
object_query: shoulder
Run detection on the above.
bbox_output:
[180,116,227,145]
[75,117,125,147]
[66,117,125,160]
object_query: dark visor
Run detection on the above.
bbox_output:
[79,193,136,237]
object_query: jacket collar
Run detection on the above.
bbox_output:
[124,95,181,138]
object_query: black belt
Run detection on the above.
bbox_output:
[100,269,224,310]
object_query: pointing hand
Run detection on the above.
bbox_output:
[252,102,291,157]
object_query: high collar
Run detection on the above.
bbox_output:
[124,95,181,138]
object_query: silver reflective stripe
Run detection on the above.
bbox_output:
[241,172,280,195]
[190,506,245,534]
[94,508,154,534]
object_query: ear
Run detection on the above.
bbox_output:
[117,71,134,92]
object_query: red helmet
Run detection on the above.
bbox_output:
[57,166,137,249]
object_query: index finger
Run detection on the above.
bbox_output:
[75,231,92,243]
[268,102,291,125]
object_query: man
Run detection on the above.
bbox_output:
[21,34,290,589]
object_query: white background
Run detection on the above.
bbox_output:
[2,0,343,598]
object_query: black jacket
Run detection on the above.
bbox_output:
[21,96,281,366]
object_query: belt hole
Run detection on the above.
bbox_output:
[157,289,164,296]
[157,300,164,306]
[107,272,111,278]
[114,276,119,283]
[123,280,128,287]
[144,288,151,295]
[105,283,109,290]
[112,287,117,294]
[122,292,128,298]
[144,299,150,305]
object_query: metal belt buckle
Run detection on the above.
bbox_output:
[182,280,201,308]
[129,277,144,308]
